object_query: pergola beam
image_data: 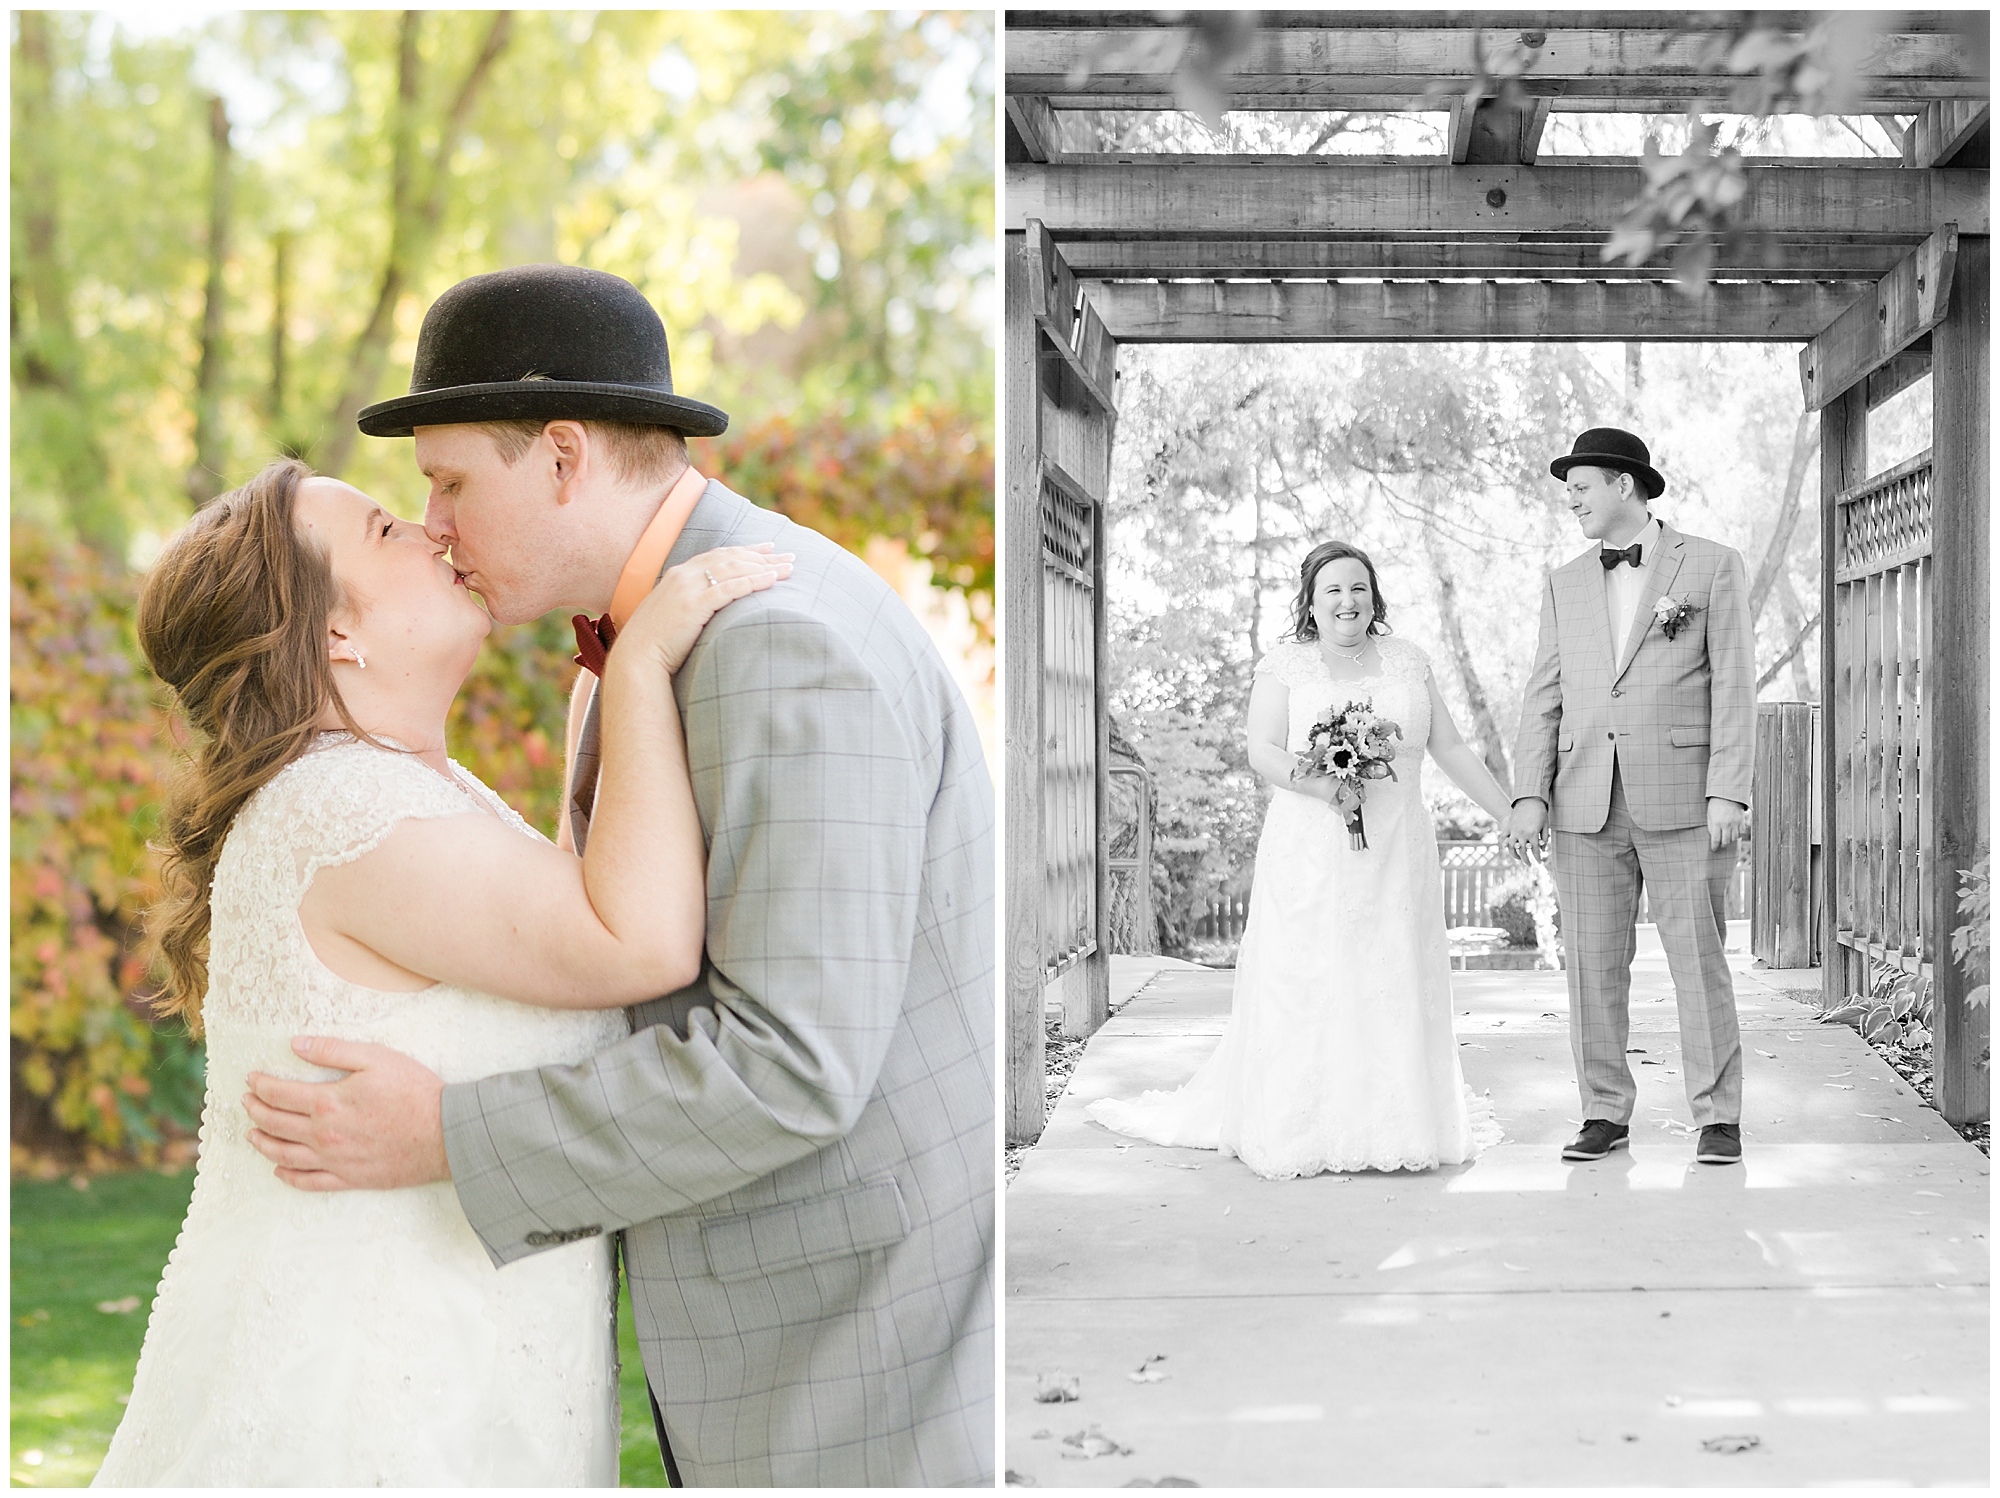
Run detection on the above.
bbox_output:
[1048,93,1941,115]
[1908,100,1991,168]
[1007,24,1986,106]
[1005,94,1066,164]
[1059,238,1911,280]
[1085,278,1870,342]
[1009,162,1989,239]
[1800,226,1959,410]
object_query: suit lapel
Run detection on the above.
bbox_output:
[1614,522,1687,684]
[1569,551,1617,671]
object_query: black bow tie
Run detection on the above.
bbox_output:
[1600,543,1644,570]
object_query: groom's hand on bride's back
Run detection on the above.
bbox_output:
[243,1037,450,1191]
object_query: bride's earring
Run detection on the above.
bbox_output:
[352,649,366,670]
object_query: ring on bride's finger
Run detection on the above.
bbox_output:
[704,568,718,588]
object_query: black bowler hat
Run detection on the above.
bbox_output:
[356,264,728,439]
[1549,427,1665,500]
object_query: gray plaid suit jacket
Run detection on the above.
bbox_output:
[1513,521,1755,833]
[439,480,996,1487]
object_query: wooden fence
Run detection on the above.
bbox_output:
[1830,450,1932,984]
[1181,840,1752,947]
[1752,701,1820,969]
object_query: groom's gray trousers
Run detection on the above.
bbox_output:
[1551,760,1743,1128]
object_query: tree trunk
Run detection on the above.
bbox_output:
[1747,409,1819,626]
[1624,342,1643,398]
[188,94,234,507]
[314,11,514,477]
[270,229,291,442]
[12,13,121,557]
[1248,479,1264,660]
[1774,568,1818,699]
[1417,498,1511,783]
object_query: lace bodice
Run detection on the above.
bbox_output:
[1256,636,1433,767]
[94,733,623,1485]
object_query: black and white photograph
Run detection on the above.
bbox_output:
[1002,10,1988,1487]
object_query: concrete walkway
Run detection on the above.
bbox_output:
[1005,932,1990,1487]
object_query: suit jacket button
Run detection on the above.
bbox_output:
[1606,731,1616,741]
[526,1231,548,1247]
[1611,687,1623,697]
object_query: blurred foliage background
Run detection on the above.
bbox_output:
[11,9,995,1169]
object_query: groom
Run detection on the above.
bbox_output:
[1505,428,1753,1167]
[243,265,995,1485]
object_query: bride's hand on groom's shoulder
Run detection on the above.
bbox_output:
[623,544,794,675]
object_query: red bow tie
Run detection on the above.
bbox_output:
[571,613,617,675]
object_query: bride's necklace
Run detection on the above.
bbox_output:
[1322,637,1371,665]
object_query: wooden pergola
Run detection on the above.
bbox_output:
[1004,11,1990,1141]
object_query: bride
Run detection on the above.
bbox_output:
[1088,541,1516,1178]
[93,458,786,1485]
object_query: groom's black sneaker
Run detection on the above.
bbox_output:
[1561,1120,1629,1160]
[1695,1124,1742,1164]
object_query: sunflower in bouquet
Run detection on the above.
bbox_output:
[1292,700,1403,849]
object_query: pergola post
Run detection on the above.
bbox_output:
[1929,234,1990,1125]
[1820,382,1869,1013]
[1004,230,1047,1144]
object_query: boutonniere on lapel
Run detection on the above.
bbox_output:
[1653,594,1701,641]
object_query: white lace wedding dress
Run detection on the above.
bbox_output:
[94,735,625,1487]
[1088,637,1500,1178]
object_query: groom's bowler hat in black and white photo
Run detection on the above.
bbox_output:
[356,263,729,438]
[1549,426,1667,500]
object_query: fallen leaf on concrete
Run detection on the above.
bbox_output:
[1700,1434,1761,1455]
[96,1296,141,1314]
[1237,1238,1257,1245]
[1626,1047,1648,1054]
[1640,1059,1662,1066]
[1755,1049,1777,1059]
[1623,1434,1640,1442]
[1060,1426,1133,1460]
[1006,1469,1038,1485]
[1162,1163,1202,1170]
[1122,1479,1200,1487]
[1034,1372,1081,1404]
[1664,1396,1683,1407]
[1824,1083,1854,1090]
[1915,1189,1943,1197]
[1503,1262,1530,1272]
[1222,1206,1230,1216]
[1860,1113,1904,1124]
[1129,1355,1170,1384]
[1032,1429,1053,1439]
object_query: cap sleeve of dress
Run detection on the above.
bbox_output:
[242,735,483,902]
[1253,640,1316,688]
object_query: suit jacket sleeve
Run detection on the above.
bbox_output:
[440,605,926,1266]
[1704,545,1756,807]
[1512,573,1564,806]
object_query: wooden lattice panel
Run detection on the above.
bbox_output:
[1041,473,1097,975]
[1837,450,1933,583]
[1041,478,1092,583]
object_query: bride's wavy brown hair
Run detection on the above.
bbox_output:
[138,458,374,1033]
[1286,540,1392,643]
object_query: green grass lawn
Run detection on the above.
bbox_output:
[11,1172,666,1486]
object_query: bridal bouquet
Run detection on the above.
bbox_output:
[1292,699,1402,849]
